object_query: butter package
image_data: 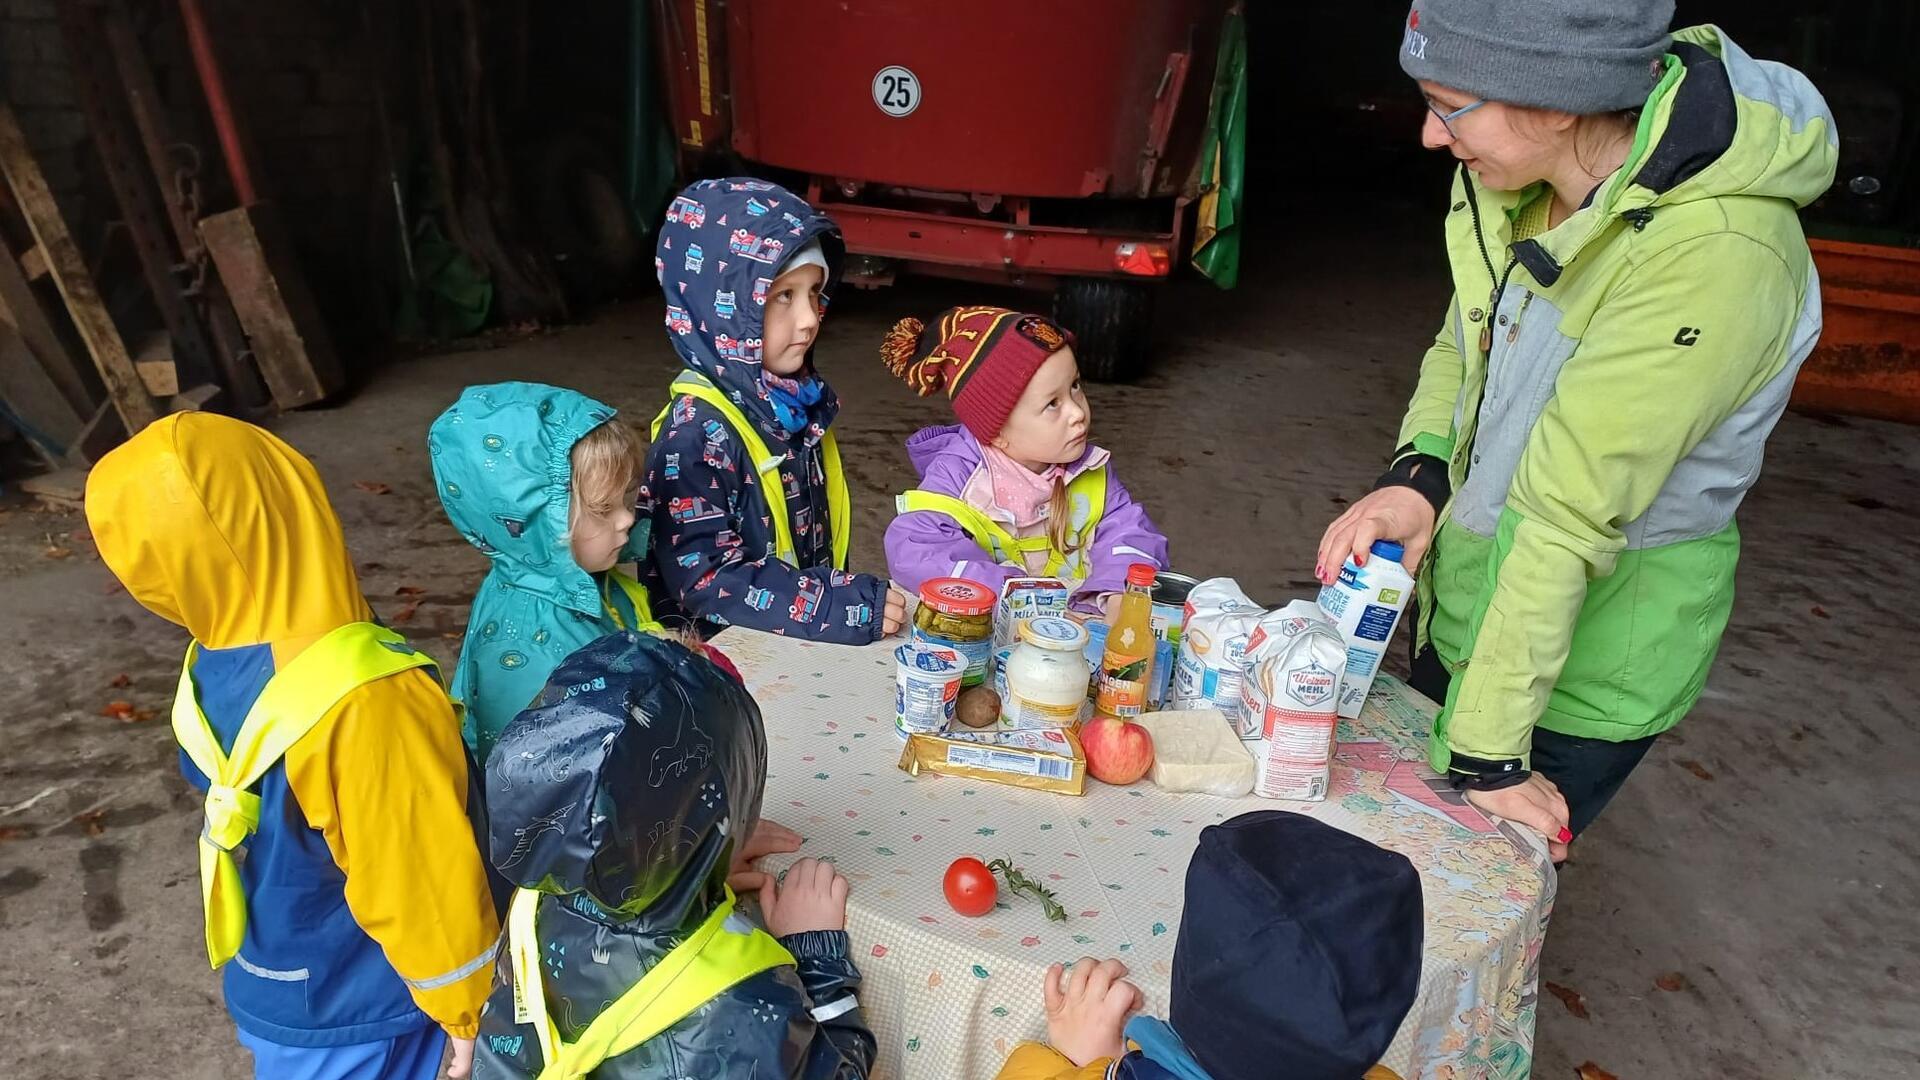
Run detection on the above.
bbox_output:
[995,577,1071,651]
[898,726,1086,795]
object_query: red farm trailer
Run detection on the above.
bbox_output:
[652,0,1244,380]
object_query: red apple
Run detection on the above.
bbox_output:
[1081,715,1154,785]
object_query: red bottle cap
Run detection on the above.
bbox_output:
[1126,564,1157,588]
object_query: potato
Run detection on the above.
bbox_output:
[956,686,1002,728]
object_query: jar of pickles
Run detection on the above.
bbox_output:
[910,578,995,686]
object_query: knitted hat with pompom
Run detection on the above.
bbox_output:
[879,306,1075,443]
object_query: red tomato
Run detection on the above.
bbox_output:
[943,857,998,917]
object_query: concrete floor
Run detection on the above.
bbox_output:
[1,205,1916,1079]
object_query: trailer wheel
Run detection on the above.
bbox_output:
[1053,278,1155,382]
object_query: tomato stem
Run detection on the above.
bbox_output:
[988,858,1067,922]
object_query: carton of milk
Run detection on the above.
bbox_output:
[1317,540,1415,718]
[995,578,1070,651]
[1240,600,1347,801]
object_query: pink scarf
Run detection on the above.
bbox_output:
[980,446,1065,528]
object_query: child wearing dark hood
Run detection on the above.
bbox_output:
[472,631,877,1079]
[995,812,1422,1080]
[643,178,907,644]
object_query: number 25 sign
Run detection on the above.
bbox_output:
[871,66,920,118]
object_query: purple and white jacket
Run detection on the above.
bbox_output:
[884,424,1169,604]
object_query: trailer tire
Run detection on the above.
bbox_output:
[1054,278,1154,382]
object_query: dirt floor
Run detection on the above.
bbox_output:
[1,205,1916,1079]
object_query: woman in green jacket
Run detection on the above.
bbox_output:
[1320,2,1837,860]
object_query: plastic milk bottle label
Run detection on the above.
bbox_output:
[1317,540,1415,719]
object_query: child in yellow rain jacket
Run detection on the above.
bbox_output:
[996,813,1421,1080]
[86,413,499,1080]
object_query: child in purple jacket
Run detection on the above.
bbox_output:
[881,305,1169,614]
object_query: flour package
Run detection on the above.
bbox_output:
[1240,600,1347,801]
[1170,577,1267,735]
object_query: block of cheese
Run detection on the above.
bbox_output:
[1137,709,1256,797]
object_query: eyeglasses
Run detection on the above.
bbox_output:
[1427,97,1486,139]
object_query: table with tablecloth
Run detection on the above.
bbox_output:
[719,630,1555,1080]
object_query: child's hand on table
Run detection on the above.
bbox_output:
[881,585,909,636]
[1045,957,1143,1068]
[759,857,850,937]
[727,818,804,893]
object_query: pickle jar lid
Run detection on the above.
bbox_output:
[1020,615,1088,651]
[919,577,996,616]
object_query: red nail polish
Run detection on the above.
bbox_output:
[1556,827,1573,843]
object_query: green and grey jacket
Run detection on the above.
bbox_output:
[1381,26,1838,777]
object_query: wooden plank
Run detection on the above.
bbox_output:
[0,240,91,414]
[133,332,178,396]
[0,101,159,432]
[0,322,81,464]
[18,466,88,511]
[198,203,343,409]
[170,383,221,412]
[70,399,126,466]
[18,244,47,281]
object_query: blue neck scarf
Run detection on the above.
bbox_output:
[763,373,824,436]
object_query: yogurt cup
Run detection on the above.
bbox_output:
[894,643,965,740]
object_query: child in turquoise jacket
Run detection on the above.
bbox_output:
[430,382,655,762]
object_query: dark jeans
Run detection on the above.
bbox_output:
[1409,646,1656,837]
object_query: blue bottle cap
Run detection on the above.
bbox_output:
[1371,539,1405,562]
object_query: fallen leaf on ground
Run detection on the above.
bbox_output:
[1810,604,1830,618]
[44,546,72,560]
[1677,759,1715,781]
[110,674,131,688]
[393,599,422,623]
[0,825,31,842]
[1654,972,1689,992]
[394,585,427,597]
[74,809,108,837]
[101,701,137,720]
[1575,1062,1619,1080]
[1543,980,1590,1019]
[441,631,462,639]
[354,481,393,495]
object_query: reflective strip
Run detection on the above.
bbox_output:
[809,994,859,1023]
[404,934,502,992]
[1111,545,1154,561]
[949,561,969,578]
[232,953,309,982]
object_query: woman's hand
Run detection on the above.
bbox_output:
[1465,773,1573,861]
[1316,486,1436,584]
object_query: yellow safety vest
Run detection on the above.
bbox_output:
[507,885,795,1079]
[896,466,1109,579]
[651,371,851,569]
[170,622,437,969]
[601,568,661,633]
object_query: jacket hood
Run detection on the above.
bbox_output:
[656,178,845,444]
[904,423,979,480]
[86,413,372,652]
[485,632,766,930]
[1515,26,1837,283]
[429,382,620,618]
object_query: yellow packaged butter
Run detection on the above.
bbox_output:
[898,727,1087,796]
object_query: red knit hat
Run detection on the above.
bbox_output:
[880,306,1076,442]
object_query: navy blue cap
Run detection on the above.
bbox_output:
[1169,811,1423,1080]
[1371,539,1406,563]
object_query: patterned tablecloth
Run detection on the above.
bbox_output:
[719,631,1555,1080]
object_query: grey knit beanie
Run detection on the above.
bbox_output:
[1399,0,1674,114]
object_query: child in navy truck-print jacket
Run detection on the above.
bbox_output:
[641,178,906,644]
